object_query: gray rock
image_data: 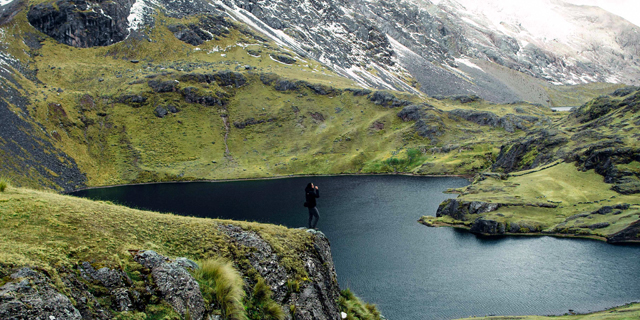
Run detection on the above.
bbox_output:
[584,222,610,229]
[470,218,506,235]
[274,79,299,91]
[369,91,411,108]
[213,70,247,87]
[397,105,425,122]
[167,104,179,113]
[27,0,133,48]
[133,251,205,320]
[218,225,340,320]
[270,54,296,64]
[592,206,613,215]
[148,80,179,93]
[154,106,169,118]
[436,199,501,220]
[79,262,126,288]
[111,288,133,312]
[0,268,82,320]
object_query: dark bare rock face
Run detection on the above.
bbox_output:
[27,0,135,48]
[607,220,640,243]
[0,268,82,320]
[436,199,502,221]
[448,109,540,133]
[470,218,506,235]
[213,70,247,87]
[492,129,568,173]
[0,85,86,192]
[369,91,411,108]
[182,87,228,106]
[148,80,179,93]
[168,14,231,45]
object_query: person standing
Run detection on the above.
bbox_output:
[305,183,320,229]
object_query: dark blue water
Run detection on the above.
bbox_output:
[72,175,640,320]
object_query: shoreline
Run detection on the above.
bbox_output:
[65,172,474,194]
[420,219,640,245]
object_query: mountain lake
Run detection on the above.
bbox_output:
[72,175,640,320]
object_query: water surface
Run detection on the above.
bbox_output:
[73,175,640,320]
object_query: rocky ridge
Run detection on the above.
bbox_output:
[12,0,640,104]
[0,228,342,320]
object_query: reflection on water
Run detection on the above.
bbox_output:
[73,175,640,320]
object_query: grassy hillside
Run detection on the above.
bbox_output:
[423,87,640,243]
[456,303,640,320]
[0,6,562,191]
[0,183,381,319]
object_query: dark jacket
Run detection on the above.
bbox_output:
[305,187,320,208]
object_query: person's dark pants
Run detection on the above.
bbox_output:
[308,206,320,229]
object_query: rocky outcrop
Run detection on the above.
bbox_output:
[607,220,640,243]
[133,250,205,320]
[219,225,341,320]
[213,70,247,88]
[182,87,228,106]
[369,91,411,108]
[168,14,231,45]
[117,94,148,107]
[0,85,86,191]
[397,104,447,142]
[27,0,135,48]
[492,129,568,173]
[436,199,501,221]
[148,80,179,93]
[0,268,82,319]
[233,117,276,129]
[448,109,540,133]
[470,218,506,235]
[270,54,296,64]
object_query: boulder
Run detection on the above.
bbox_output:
[0,268,82,319]
[154,106,169,118]
[133,250,205,320]
[148,80,179,93]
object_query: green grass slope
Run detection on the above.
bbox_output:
[456,303,640,320]
[423,88,640,243]
[0,183,381,319]
[0,6,560,190]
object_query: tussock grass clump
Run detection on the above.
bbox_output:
[247,278,285,320]
[194,258,247,320]
[339,289,382,320]
[0,178,8,192]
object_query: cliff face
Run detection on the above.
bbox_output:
[27,0,135,48]
[0,229,341,320]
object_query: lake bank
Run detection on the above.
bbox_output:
[72,175,640,320]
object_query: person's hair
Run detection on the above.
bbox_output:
[306,182,313,190]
